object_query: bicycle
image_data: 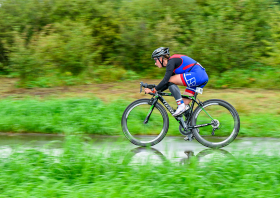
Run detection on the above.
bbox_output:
[121,82,240,148]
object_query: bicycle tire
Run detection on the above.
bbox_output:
[191,99,240,148]
[121,99,169,147]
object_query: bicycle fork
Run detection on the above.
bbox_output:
[143,96,159,124]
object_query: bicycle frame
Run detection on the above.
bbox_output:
[146,91,213,134]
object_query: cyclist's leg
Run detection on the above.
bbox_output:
[169,74,185,86]
[169,72,197,102]
[182,89,194,105]
[169,69,208,116]
[168,83,182,101]
[167,75,187,116]
[160,82,184,105]
[173,67,208,105]
[169,74,190,103]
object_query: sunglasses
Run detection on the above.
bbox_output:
[153,57,161,62]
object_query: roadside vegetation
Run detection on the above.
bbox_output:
[0,0,280,89]
[0,83,279,137]
[1,136,280,197]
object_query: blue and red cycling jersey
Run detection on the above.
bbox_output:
[155,54,208,94]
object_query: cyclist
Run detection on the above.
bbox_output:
[144,47,208,117]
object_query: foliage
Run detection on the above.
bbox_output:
[0,0,280,87]
[208,67,280,89]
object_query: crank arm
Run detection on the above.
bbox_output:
[188,123,212,129]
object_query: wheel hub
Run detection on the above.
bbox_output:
[211,119,220,129]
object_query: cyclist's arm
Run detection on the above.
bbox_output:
[155,59,176,91]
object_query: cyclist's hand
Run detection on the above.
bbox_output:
[144,88,152,94]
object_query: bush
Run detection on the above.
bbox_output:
[0,0,280,87]
[208,67,280,89]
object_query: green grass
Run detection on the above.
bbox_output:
[0,97,124,134]
[1,136,280,197]
[0,97,279,137]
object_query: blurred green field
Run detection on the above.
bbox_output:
[0,95,279,137]
[1,136,280,197]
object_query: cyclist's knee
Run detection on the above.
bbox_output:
[167,82,175,87]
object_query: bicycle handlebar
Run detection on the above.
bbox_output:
[140,82,156,93]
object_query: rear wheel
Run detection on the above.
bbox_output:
[191,99,240,148]
[121,99,169,146]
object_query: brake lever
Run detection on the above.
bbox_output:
[140,82,151,94]
[147,84,156,89]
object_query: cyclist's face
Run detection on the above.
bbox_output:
[154,57,168,68]
[154,57,163,68]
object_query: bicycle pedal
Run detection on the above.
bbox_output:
[188,135,193,141]
[184,134,193,141]
[184,136,189,141]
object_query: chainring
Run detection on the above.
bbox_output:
[179,121,192,136]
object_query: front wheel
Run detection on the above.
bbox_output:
[191,99,240,148]
[121,99,169,147]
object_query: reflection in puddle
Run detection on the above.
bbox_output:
[0,134,280,162]
[123,147,234,166]
[180,149,234,165]
[122,147,167,165]
[0,134,65,158]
